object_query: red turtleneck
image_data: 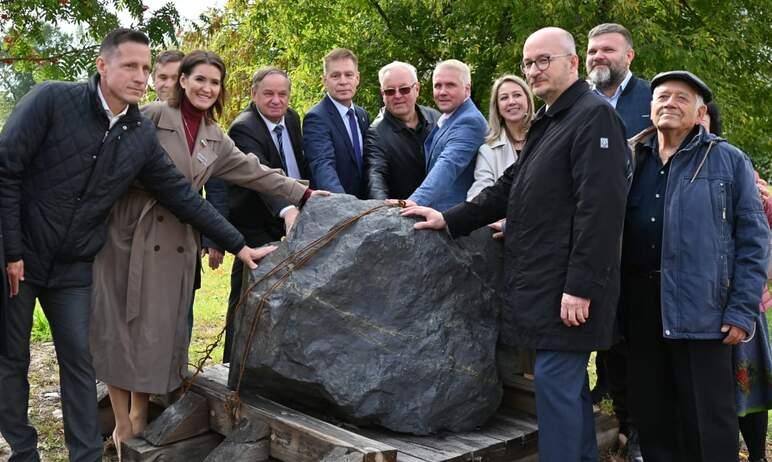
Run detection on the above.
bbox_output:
[181,96,205,155]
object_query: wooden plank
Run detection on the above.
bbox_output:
[395,452,429,462]
[190,364,397,462]
[121,432,223,462]
[204,417,271,462]
[143,391,210,446]
[356,430,465,462]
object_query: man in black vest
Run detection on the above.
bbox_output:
[217,67,310,362]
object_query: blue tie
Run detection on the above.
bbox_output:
[346,108,363,172]
[273,124,301,179]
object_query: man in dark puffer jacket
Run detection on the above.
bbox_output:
[0,29,269,462]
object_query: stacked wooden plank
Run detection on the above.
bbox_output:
[119,364,616,461]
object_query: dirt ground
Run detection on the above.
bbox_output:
[1,342,770,461]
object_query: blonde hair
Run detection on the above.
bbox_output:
[485,74,534,144]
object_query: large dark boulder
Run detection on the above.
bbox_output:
[228,195,503,434]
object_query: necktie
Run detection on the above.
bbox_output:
[346,108,363,172]
[273,124,301,179]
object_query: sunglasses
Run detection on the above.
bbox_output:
[382,83,416,97]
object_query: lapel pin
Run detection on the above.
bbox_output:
[200,139,207,147]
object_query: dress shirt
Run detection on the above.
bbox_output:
[257,111,301,179]
[592,70,633,109]
[436,97,470,128]
[96,84,129,129]
[622,127,699,270]
[328,94,363,152]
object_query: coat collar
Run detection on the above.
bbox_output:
[536,79,589,120]
[156,102,223,143]
[89,73,142,124]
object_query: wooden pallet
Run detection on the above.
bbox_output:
[119,364,617,461]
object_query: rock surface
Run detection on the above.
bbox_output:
[228,195,503,434]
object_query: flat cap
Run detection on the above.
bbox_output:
[650,71,713,103]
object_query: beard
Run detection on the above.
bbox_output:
[588,62,626,92]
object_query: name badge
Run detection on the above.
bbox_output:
[600,137,609,149]
[196,152,208,164]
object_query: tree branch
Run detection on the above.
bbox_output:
[0,44,98,64]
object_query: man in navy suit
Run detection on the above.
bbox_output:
[303,48,370,198]
[585,23,652,462]
[407,59,487,212]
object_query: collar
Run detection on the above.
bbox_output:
[328,93,354,118]
[257,109,285,133]
[97,81,129,126]
[591,70,632,100]
[536,79,589,120]
[437,97,470,127]
[384,105,426,132]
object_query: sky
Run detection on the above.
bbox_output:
[123,0,228,26]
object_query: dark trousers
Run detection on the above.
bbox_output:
[623,272,738,462]
[534,350,598,462]
[0,282,102,462]
[222,257,245,363]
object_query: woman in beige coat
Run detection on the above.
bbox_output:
[90,50,321,453]
[466,75,534,201]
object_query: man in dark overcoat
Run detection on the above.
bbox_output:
[402,27,629,461]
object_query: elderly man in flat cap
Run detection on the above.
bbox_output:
[621,71,769,461]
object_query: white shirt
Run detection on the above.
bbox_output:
[592,70,633,109]
[256,111,301,179]
[436,97,469,128]
[96,83,129,129]
[328,94,363,151]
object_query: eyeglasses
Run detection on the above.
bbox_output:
[382,82,416,97]
[520,54,573,74]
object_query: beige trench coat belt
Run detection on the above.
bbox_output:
[125,197,158,323]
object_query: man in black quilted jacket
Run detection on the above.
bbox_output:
[0,28,270,462]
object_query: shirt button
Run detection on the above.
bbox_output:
[122,125,128,131]
[651,244,656,249]
[154,245,160,251]
[157,216,164,222]
[664,329,671,336]
[177,246,184,253]
[655,193,660,199]
[650,217,656,222]
[660,170,665,175]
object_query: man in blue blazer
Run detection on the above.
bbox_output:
[408,60,487,212]
[303,48,370,198]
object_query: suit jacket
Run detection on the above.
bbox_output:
[207,103,309,247]
[303,95,370,198]
[616,74,652,138]
[409,98,487,212]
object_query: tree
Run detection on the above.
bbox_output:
[0,1,181,82]
[185,0,770,174]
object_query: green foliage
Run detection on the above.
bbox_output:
[0,1,181,82]
[30,304,52,343]
[185,0,770,175]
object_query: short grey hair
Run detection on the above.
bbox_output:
[378,61,418,87]
[588,23,634,49]
[433,59,471,86]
